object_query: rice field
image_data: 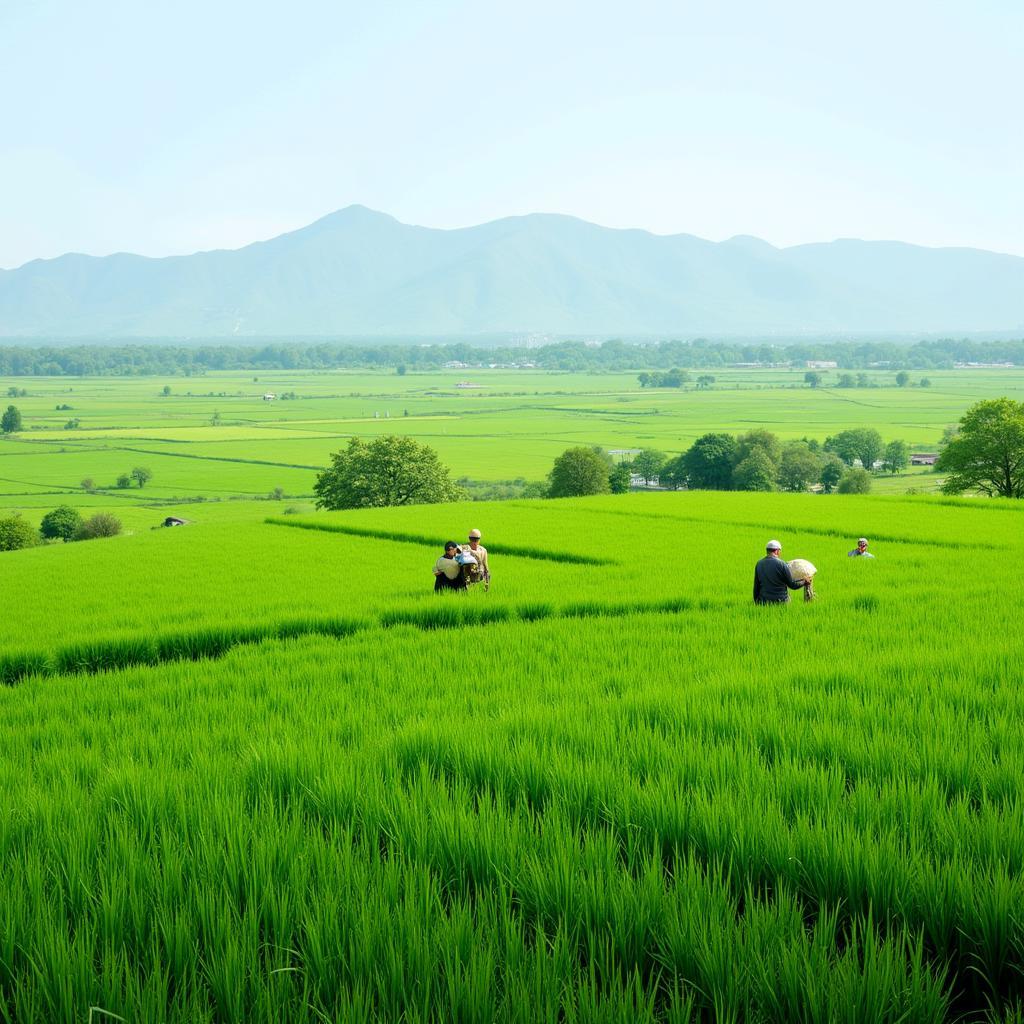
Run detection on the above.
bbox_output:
[2,490,1024,1022]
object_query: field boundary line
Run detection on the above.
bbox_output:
[264,516,615,565]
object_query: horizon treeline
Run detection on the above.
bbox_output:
[0,337,1022,377]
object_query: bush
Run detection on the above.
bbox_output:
[0,514,38,551]
[837,468,873,494]
[40,505,83,542]
[74,513,123,540]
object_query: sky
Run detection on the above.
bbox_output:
[1,0,1021,269]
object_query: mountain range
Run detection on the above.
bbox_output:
[1,206,1022,337]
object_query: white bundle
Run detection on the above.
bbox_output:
[787,559,817,581]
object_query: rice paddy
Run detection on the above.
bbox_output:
[2,487,1024,1022]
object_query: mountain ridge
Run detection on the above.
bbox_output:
[1,206,1022,336]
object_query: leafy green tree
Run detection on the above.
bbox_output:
[633,449,666,484]
[882,440,910,475]
[116,473,132,488]
[696,375,716,389]
[856,373,871,388]
[659,455,688,490]
[825,428,884,471]
[396,364,407,376]
[161,385,172,396]
[314,435,464,509]
[779,442,823,492]
[608,463,631,493]
[683,433,736,489]
[131,466,152,488]
[804,371,822,388]
[0,514,37,550]
[919,377,932,387]
[837,468,873,494]
[936,397,1024,498]
[837,373,855,388]
[637,373,651,388]
[819,455,845,493]
[80,477,95,493]
[74,513,123,540]
[40,505,83,542]
[547,447,613,498]
[734,430,781,469]
[1,405,22,433]
[732,449,777,491]
[895,371,911,387]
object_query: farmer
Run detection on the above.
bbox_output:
[848,537,875,558]
[434,541,467,592]
[754,540,811,604]
[463,528,490,588]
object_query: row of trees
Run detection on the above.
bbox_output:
[0,508,122,551]
[0,337,1021,377]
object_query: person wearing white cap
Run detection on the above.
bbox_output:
[754,539,810,604]
[848,538,874,558]
[464,528,490,588]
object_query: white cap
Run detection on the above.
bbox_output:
[766,539,782,550]
[468,529,481,539]
[858,537,868,545]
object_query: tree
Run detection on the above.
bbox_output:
[269,486,285,500]
[80,477,95,492]
[819,455,845,493]
[116,473,132,488]
[920,377,932,388]
[825,428,884,471]
[637,373,651,388]
[547,447,613,498]
[804,371,822,388]
[608,463,631,493]
[659,455,688,490]
[895,371,911,387]
[837,373,855,388]
[396,364,407,376]
[732,449,777,491]
[696,375,716,390]
[161,385,172,396]
[0,514,37,551]
[856,373,871,388]
[882,440,910,475]
[837,468,873,494]
[131,466,152,488]
[40,505,83,542]
[633,449,666,484]
[683,433,736,489]
[734,430,781,469]
[1,405,22,433]
[74,513,123,540]
[936,398,1024,498]
[314,435,464,510]
[779,442,823,492]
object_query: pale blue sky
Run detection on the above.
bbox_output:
[1,0,1021,268]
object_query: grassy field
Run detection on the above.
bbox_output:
[2,367,1023,525]
[1,490,1024,1022]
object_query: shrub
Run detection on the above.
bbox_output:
[39,505,83,542]
[0,514,38,551]
[837,468,873,494]
[74,513,123,540]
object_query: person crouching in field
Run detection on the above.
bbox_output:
[754,539,811,604]
[434,541,467,592]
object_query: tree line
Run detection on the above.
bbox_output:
[0,337,1021,377]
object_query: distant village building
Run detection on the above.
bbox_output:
[262,392,276,401]
[954,361,1014,369]
[805,360,838,370]
[455,381,484,389]
[911,453,939,466]
[443,360,469,369]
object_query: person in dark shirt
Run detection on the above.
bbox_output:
[753,539,810,604]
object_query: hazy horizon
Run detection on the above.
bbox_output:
[2,0,1021,270]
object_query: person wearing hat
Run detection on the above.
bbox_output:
[464,528,490,589]
[434,541,468,592]
[848,537,874,558]
[754,539,811,604]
